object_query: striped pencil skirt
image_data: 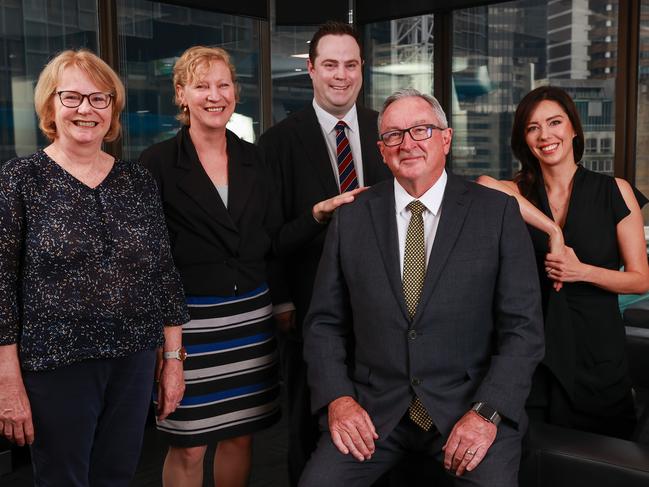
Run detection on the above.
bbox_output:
[155,284,281,447]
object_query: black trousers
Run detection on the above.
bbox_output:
[23,349,156,487]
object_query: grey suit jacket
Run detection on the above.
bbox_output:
[303,174,544,439]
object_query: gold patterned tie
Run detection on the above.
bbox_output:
[403,200,434,431]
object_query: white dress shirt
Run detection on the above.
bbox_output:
[312,99,365,189]
[394,171,448,277]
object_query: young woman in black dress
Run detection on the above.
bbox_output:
[478,86,649,439]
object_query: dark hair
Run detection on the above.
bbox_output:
[308,21,363,64]
[511,86,584,201]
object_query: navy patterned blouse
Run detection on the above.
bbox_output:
[0,150,190,371]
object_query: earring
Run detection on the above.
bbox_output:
[183,105,188,113]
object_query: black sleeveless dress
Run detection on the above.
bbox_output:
[526,165,647,439]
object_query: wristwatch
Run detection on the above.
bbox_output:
[471,402,501,426]
[163,346,187,362]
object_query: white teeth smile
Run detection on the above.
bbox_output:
[74,121,97,127]
[541,143,558,152]
[206,107,224,112]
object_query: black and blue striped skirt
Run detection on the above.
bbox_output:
[155,284,280,447]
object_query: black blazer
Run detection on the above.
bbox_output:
[140,127,288,302]
[258,105,391,331]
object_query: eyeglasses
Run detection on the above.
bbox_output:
[379,124,445,147]
[56,91,114,109]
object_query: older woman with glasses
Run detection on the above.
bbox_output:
[0,49,189,486]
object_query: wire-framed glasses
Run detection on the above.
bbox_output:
[379,124,445,147]
[56,91,114,109]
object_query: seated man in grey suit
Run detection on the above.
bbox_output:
[300,88,545,486]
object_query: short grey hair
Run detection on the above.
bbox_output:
[377,88,448,134]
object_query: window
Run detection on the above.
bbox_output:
[269,25,315,124]
[585,138,598,154]
[363,15,434,112]
[0,0,99,163]
[450,0,617,180]
[116,0,261,161]
[600,137,612,153]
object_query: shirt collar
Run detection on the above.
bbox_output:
[394,170,447,217]
[312,99,358,134]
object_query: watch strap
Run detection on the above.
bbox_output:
[471,402,501,425]
[163,346,187,361]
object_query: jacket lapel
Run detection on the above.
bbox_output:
[368,180,410,322]
[413,174,471,324]
[175,128,238,236]
[294,106,340,197]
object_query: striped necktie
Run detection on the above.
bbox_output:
[335,121,359,193]
[403,200,434,431]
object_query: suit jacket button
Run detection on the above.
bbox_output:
[408,329,417,340]
[411,377,421,386]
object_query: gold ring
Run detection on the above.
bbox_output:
[466,449,475,456]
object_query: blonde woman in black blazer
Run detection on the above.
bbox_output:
[140,46,288,487]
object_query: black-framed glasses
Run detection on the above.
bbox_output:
[379,124,445,147]
[56,91,114,109]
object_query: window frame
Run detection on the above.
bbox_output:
[92,0,642,185]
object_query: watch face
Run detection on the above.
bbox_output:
[473,402,500,424]
[178,347,188,361]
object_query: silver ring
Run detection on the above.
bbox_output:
[466,449,476,456]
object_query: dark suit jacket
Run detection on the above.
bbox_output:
[140,126,288,302]
[258,104,391,332]
[303,175,545,438]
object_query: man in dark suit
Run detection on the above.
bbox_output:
[299,88,545,486]
[258,21,391,484]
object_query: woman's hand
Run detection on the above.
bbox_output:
[545,246,588,284]
[157,358,185,421]
[275,310,295,333]
[0,377,34,446]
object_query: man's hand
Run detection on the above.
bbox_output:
[442,411,497,476]
[328,396,378,461]
[157,358,185,421]
[0,379,34,446]
[312,187,368,223]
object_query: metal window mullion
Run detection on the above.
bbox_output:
[434,10,453,168]
[98,0,122,159]
[260,16,272,134]
[614,0,640,181]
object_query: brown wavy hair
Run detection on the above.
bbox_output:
[511,86,584,202]
[34,49,125,142]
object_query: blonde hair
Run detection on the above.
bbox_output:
[34,49,125,142]
[173,46,240,125]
